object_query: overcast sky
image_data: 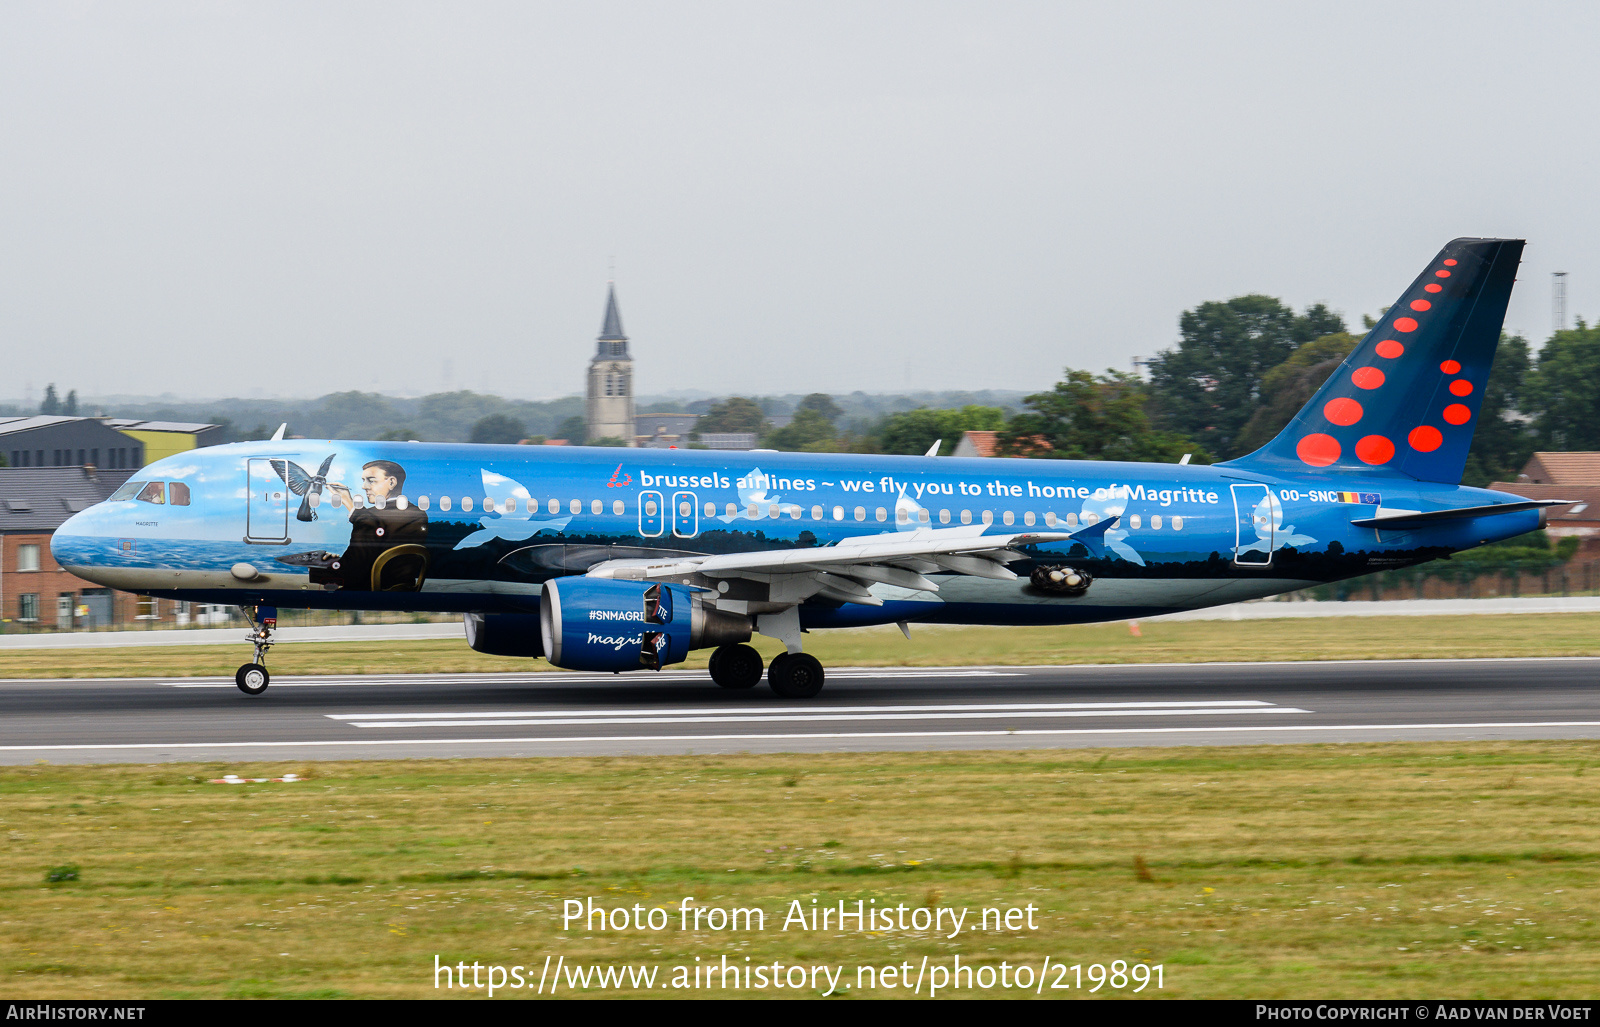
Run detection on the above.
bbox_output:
[3,1,1597,404]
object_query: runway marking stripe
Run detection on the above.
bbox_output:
[325,700,1280,720]
[7,722,1600,751]
[163,670,1021,688]
[339,707,1311,729]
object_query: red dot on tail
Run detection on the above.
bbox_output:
[1443,259,1458,266]
[1324,397,1363,425]
[1355,435,1395,465]
[1450,379,1473,396]
[1409,425,1444,452]
[1375,339,1404,358]
[1410,299,1432,311]
[1351,367,1385,390]
[1297,433,1341,466]
[1440,359,1461,374]
[1436,269,1451,278]
[1425,283,1443,293]
[1394,317,1419,332]
[1443,403,1472,425]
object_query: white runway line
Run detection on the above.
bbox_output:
[163,669,1021,688]
[4,722,1600,752]
[327,699,1304,729]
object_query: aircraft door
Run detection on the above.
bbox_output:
[671,491,698,538]
[638,490,665,537]
[246,458,291,544]
[1231,483,1272,566]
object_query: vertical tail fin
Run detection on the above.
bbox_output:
[1222,238,1524,484]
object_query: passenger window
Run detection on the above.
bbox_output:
[918,509,930,523]
[1172,515,1184,531]
[483,497,496,513]
[462,497,473,512]
[136,482,166,505]
[854,506,866,522]
[109,481,146,502]
[790,506,801,519]
[875,507,887,522]
[1002,511,1015,526]
[168,483,191,506]
[726,503,738,517]
[439,496,451,511]
[396,496,409,511]
[1066,512,1079,526]
[747,504,758,518]
[645,499,658,516]
[705,502,716,518]
[570,499,581,515]
[613,499,625,515]
[940,509,951,524]
[548,498,560,515]
[1044,511,1056,527]
[1129,514,1142,529]
[1150,514,1162,529]
[833,506,845,520]
[811,505,823,520]
[1024,511,1035,526]
[981,510,993,525]
[960,509,972,524]
[594,499,604,515]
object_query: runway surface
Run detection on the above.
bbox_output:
[2,658,1599,763]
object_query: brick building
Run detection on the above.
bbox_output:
[0,465,185,631]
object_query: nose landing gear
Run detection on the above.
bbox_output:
[235,605,276,695]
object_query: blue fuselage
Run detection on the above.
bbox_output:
[52,440,1539,629]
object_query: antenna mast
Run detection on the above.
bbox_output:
[1553,271,1568,334]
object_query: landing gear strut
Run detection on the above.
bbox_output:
[235,605,276,695]
[708,644,764,689]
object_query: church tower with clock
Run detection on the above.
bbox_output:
[584,283,636,444]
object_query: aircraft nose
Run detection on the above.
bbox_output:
[51,504,115,582]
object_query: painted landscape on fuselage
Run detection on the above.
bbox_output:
[50,440,1540,629]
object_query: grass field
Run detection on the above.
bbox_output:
[2,741,1598,998]
[4,612,1600,679]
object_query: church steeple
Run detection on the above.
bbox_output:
[596,282,629,358]
[585,282,636,444]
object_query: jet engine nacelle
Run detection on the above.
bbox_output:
[539,575,752,672]
[463,612,545,658]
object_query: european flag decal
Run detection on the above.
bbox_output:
[1336,491,1382,505]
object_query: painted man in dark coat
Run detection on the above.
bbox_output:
[311,460,430,591]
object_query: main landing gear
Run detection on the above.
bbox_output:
[707,644,826,699]
[235,605,277,695]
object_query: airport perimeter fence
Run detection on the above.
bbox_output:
[1299,560,1600,603]
[0,606,461,636]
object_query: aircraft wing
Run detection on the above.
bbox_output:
[585,523,1081,607]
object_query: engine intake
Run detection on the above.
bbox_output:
[539,576,752,672]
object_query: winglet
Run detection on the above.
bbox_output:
[271,423,287,442]
[924,439,942,457]
[1066,514,1121,558]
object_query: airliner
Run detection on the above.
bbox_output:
[52,238,1555,698]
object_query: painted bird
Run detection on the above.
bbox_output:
[274,453,337,522]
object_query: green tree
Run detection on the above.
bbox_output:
[468,413,528,445]
[63,390,78,416]
[374,427,421,442]
[795,393,844,422]
[879,405,1006,456]
[1528,321,1600,451]
[695,397,767,435]
[40,384,60,415]
[1146,297,1345,459]
[589,436,630,447]
[762,408,838,451]
[1233,332,1360,455]
[552,415,586,442]
[1461,332,1535,487]
[1001,368,1210,463]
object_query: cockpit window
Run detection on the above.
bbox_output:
[169,482,191,506]
[109,481,147,502]
[136,482,166,505]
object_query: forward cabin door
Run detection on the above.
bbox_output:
[246,458,291,544]
[1231,483,1272,566]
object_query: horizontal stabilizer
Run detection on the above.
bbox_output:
[1350,500,1567,529]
